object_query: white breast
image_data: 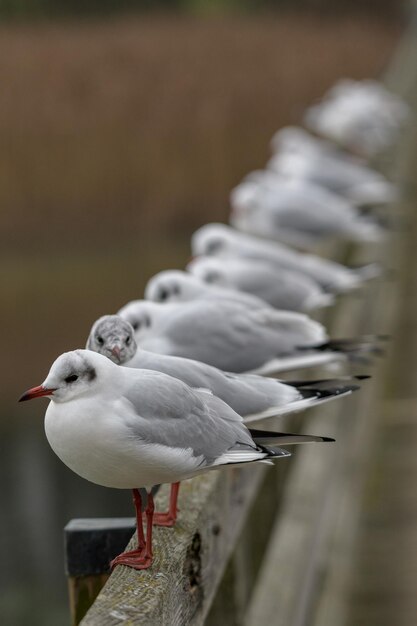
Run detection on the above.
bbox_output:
[44,398,203,489]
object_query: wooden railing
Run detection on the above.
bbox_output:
[64,15,417,626]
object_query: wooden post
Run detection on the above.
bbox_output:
[64,518,136,625]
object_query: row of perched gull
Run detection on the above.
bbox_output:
[20,79,408,572]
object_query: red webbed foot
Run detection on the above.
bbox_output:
[153,511,178,528]
[111,548,153,571]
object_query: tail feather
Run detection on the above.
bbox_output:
[249,352,345,376]
[251,429,335,446]
[284,375,371,387]
[303,292,335,311]
[243,386,358,424]
[299,335,388,358]
[262,446,291,460]
[350,220,386,243]
[297,383,360,399]
[354,263,383,281]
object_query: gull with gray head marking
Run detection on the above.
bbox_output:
[87,315,362,423]
[187,256,333,312]
[144,270,267,309]
[230,174,385,248]
[304,79,409,158]
[117,299,381,375]
[192,224,380,294]
[268,147,396,206]
[19,349,334,570]
[270,126,367,164]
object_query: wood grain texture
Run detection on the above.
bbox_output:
[81,465,267,625]
[244,223,398,625]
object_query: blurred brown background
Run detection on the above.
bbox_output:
[0,2,404,624]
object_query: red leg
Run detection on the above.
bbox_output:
[153,482,180,527]
[141,491,154,566]
[132,489,145,549]
[111,489,155,571]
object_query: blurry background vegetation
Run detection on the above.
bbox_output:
[0,1,404,624]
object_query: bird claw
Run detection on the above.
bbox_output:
[110,549,153,571]
[153,511,178,527]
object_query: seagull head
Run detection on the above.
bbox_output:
[187,256,225,286]
[145,270,207,303]
[19,350,116,404]
[191,223,234,257]
[86,315,137,364]
[230,180,261,220]
[117,299,161,339]
[270,126,318,155]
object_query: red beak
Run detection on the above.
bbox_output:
[18,385,56,402]
[111,346,121,360]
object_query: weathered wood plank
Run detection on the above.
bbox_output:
[80,465,267,625]
[244,232,395,626]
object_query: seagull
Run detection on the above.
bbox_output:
[145,270,267,309]
[322,79,408,125]
[144,269,332,312]
[191,223,380,294]
[230,174,385,247]
[186,256,333,311]
[87,315,362,424]
[19,349,334,570]
[117,299,381,375]
[304,79,409,157]
[270,126,367,165]
[267,150,397,206]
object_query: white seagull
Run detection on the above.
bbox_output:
[191,223,379,294]
[144,269,332,312]
[145,270,266,309]
[117,299,381,375]
[87,315,362,424]
[19,349,334,570]
[304,79,409,157]
[230,174,385,247]
[270,126,367,165]
[268,143,397,206]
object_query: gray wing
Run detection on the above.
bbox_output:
[139,300,273,371]
[129,349,299,418]
[237,265,323,311]
[140,301,325,372]
[193,257,323,311]
[122,369,256,464]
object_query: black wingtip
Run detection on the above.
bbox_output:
[267,446,292,459]
[299,383,360,400]
[285,375,371,388]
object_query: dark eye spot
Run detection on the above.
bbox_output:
[125,335,131,345]
[65,374,78,384]
[96,335,104,345]
[206,240,221,254]
[131,321,140,331]
[86,367,96,381]
[158,288,169,301]
[205,271,220,283]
